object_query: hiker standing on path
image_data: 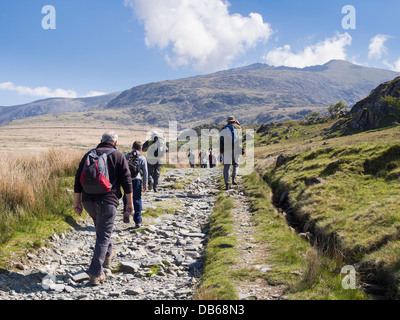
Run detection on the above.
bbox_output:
[73,131,134,286]
[143,131,168,192]
[123,141,148,228]
[209,148,216,168]
[220,116,243,190]
[188,150,196,168]
[199,150,208,168]
[212,153,217,168]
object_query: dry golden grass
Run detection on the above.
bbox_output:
[0,148,83,245]
[0,110,159,154]
[0,124,150,154]
[302,247,321,288]
[0,148,80,209]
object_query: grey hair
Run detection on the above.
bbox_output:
[102,131,118,143]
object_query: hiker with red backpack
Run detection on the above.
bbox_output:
[73,131,133,286]
[123,141,148,228]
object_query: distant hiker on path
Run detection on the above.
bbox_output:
[199,149,208,168]
[74,131,133,286]
[209,148,216,168]
[143,131,168,192]
[123,141,148,228]
[188,150,196,168]
[220,116,243,190]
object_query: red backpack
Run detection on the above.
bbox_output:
[80,149,116,195]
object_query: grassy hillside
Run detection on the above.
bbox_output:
[241,172,368,300]
[252,117,400,298]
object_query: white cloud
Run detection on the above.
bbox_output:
[83,91,107,97]
[124,0,273,72]
[383,58,400,72]
[368,34,390,59]
[0,82,78,99]
[0,82,106,99]
[263,33,352,68]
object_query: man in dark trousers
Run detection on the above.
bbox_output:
[74,131,134,286]
[123,141,148,228]
[142,130,168,192]
[220,116,242,190]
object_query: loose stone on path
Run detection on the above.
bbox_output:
[0,168,219,301]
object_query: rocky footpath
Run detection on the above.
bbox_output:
[0,168,220,300]
[230,189,285,300]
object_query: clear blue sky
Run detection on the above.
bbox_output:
[0,0,399,106]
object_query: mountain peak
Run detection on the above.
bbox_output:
[324,59,353,65]
[215,63,274,74]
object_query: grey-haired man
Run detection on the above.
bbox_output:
[74,131,134,286]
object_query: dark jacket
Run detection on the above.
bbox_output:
[143,136,168,165]
[74,141,133,207]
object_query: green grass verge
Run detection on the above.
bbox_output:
[256,139,400,298]
[264,143,400,258]
[195,192,238,300]
[242,172,369,300]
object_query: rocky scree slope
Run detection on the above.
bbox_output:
[332,76,400,133]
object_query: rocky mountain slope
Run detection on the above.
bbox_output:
[103,60,400,126]
[1,60,399,127]
[0,92,120,124]
[343,76,400,131]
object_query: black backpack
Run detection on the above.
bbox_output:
[127,150,140,178]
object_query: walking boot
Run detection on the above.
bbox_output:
[103,250,117,268]
[89,272,106,286]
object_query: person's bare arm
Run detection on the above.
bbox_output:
[124,193,134,216]
[74,193,83,216]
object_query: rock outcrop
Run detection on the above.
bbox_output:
[343,76,400,131]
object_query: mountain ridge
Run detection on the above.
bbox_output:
[103,59,400,126]
[0,92,121,124]
[1,60,399,127]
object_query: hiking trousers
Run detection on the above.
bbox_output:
[224,163,239,186]
[82,200,117,277]
[148,162,162,190]
[123,179,143,224]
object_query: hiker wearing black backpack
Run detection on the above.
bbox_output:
[123,141,148,228]
[220,116,243,190]
[73,131,134,286]
[142,131,168,192]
